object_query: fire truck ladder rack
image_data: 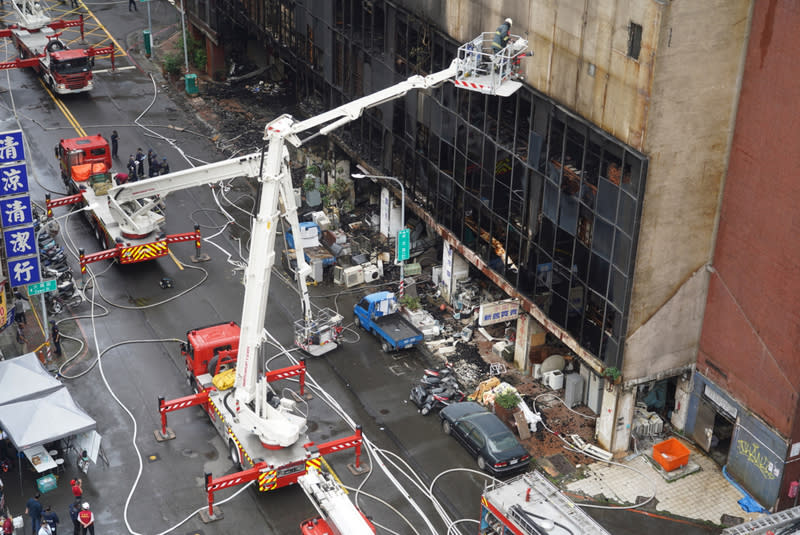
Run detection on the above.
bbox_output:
[497,471,610,535]
[721,505,800,535]
[0,15,116,71]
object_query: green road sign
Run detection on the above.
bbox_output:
[27,279,57,296]
[397,228,410,262]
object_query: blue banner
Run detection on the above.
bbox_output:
[0,130,25,164]
[0,196,33,227]
[0,163,30,196]
[4,225,36,258]
[7,255,41,287]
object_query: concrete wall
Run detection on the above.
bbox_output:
[698,0,800,441]
[624,0,752,381]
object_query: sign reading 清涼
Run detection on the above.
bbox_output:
[479,299,520,327]
[0,130,39,289]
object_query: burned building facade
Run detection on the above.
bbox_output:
[181,0,800,512]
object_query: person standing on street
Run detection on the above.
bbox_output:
[128,0,136,11]
[71,479,82,500]
[14,291,27,326]
[110,131,119,159]
[42,506,59,535]
[50,321,62,357]
[2,514,13,535]
[135,148,145,180]
[67,501,80,535]
[160,157,170,175]
[77,503,94,535]
[77,451,90,475]
[25,493,43,535]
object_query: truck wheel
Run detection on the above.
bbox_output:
[229,441,241,469]
[353,316,361,329]
[381,341,391,353]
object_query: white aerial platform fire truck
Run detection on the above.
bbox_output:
[148,29,531,532]
[0,0,114,94]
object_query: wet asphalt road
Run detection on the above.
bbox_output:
[0,2,724,533]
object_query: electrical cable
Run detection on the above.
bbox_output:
[339,484,421,535]
[263,330,442,535]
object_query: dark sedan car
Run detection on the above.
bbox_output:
[440,401,530,476]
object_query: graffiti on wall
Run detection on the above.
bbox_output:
[736,439,779,480]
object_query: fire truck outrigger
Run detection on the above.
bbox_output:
[0,0,114,94]
[150,28,531,531]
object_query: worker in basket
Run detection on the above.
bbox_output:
[493,18,513,53]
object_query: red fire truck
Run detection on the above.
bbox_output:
[0,0,114,94]
[48,135,200,266]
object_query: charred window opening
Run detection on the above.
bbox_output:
[628,22,642,60]
[266,1,649,366]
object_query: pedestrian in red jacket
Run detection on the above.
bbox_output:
[71,478,82,499]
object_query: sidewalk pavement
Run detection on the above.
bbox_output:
[565,439,766,526]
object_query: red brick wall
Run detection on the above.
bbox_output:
[697,0,800,439]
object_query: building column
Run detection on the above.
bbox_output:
[513,314,531,373]
[596,384,636,456]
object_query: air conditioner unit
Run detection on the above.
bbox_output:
[333,265,345,285]
[362,263,380,282]
[343,265,364,288]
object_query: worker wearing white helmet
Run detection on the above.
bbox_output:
[493,18,513,52]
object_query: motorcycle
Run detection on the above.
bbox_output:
[41,264,73,282]
[44,280,83,315]
[410,380,465,415]
[40,246,67,265]
[420,364,456,387]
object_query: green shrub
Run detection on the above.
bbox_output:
[163,54,182,76]
[494,389,522,410]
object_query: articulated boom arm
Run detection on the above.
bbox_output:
[11,0,50,29]
[104,152,263,236]
[280,60,460,146]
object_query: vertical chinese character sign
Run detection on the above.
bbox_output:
[0,130,40,293]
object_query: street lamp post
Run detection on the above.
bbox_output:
[351,173,405,298]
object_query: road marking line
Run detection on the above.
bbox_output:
[41,81,86,136]
[94,66,137,73]
[320,457,348,494]
[168,249,184,270]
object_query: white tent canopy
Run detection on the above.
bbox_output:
[0,354,96,451]
[0,387,96,450]
[0,352,62,405]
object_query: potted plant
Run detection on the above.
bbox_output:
[493,389,522,425]
[602,366,622,391]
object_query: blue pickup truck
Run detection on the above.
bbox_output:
[353,291,424,352]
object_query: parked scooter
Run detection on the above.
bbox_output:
[410,378,465,415]
[44,280,82,315]
[419,364,456,387]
